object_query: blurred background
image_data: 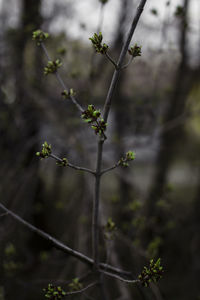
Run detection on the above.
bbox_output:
[0,0,200,299]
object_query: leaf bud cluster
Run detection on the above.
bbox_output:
[118,151,136,167]
[104,217,117,240]
[44,60,62,75]
[56,158,68,167]
[32,29,49,46]
[68,278,83,292]
[138,258,164,287]
[43,284,66,300]
[89,32,109,54]
[82,105,107,139]
[128,44,142,58]
[61,89,76,99]
[36,142,51,159]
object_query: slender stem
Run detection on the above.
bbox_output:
[101,162,120,175]
[105,52,118,69]
[93,139,104,267]
[0,202,92,265]
[41,42,51,60]
[0,202,131,277]
[103,0,147,123]
[121,56,134,69]
[41,42,84,113]
[50,154,95,175]
[100,270,139,284]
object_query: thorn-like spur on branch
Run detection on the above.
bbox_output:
[0,202,132,278]
[32,29,84,113]
[103,0,147,123]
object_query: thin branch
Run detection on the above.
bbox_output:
[0,202,93,265]
[40,42,84,113]
[103,0,147,123]
[0,202,132,277]
[49,154,95,175]
[101,162,120,175]
[65,281,98,297]
[100,270,139,284]
[105,52,118,69]
[121,56,134,69]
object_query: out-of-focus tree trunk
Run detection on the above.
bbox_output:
[113,0,134,221]
[145,0,190,223]
[1,1,44,299]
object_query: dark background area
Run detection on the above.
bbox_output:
[0,0,200,299]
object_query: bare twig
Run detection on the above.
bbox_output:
[40,42,84,113]
[101,162,120,175]
[103,0,147,123]
[105,52,118,69]
[0,202,132,278]
[121,56,134,69]
[49,154,95,175]
[100,269,139,284]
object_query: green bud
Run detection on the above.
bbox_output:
[44,59,62,75]
[32,29,49,46]
[61,88,76,99]
[43,283,66,300]
[151,8,158,16]
[128,44,142,58]
[118,151,135,167]
[89,32,109,54]
[56,158,68,167]
[36,141,51,159]
[138,258,164,287]
[126,151,136,161]
[68,278,83,292]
